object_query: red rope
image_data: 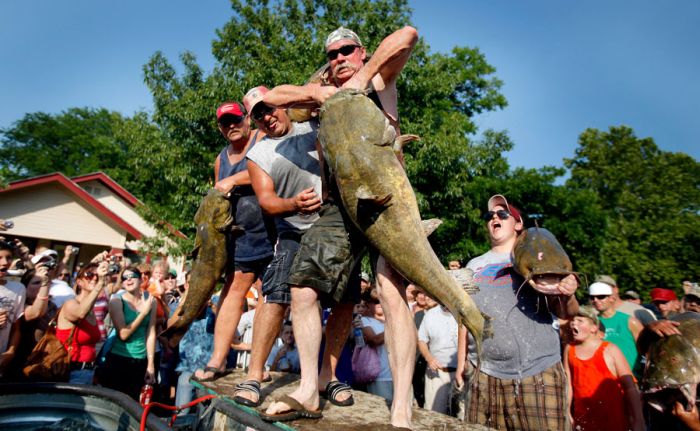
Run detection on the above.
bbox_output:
[139,394,217,431]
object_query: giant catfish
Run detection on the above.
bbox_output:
[318,89,487,351]
[161,189,234,347]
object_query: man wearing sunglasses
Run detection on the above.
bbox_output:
[456,194,579,430]
[193,101,274,382]
[589,281,643,376]
[260,26,419,428]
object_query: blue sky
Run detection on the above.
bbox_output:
[1,0,698,171]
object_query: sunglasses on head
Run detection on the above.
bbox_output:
[327,44,360,61]
[589,295,610,301]
[122,272,141,281]
[251,104,274,121]
[218,114,245,128]
[482,210,511,221]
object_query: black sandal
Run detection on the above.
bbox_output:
[321,381,355,407]
[233,380,262,407]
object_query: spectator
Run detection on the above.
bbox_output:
[564,305,643,431]
[417,296,458,415]
[622,290,642,305]
[682,284,700,314]
[412,293,436,408]
[102,266,157,400]
[412,288,428,316]
[448,260,461,270]
[595,275,656,325]
[650,287,681,319]
[56,261,109,384]
[31,249,75,308]
[266,322,300,373]
[231,287,258,370]
[174,307,214,415]
[589,282,643,375]
[360,290,392,402]
[0,239,25,378]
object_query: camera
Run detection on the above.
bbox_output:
[71,246,80,255]
[107,256,121,275]
[44,257,58,270]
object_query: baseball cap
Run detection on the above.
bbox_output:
[595,275,617,288]
[589,282,613,296]
[243,86,269,114]
[216,102,245,120]
[30,249,58,265]
[623,290,640,300]
[687,284,700,300]
[325,27,363,50]
[651,288,678,302]
[576,305,600,328]
[487,194,523,223]
[360,272,370,282]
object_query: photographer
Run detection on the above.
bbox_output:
[31,249,75,308]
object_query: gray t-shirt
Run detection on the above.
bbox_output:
[616,300,656,326]
[246,121,322,233]
[466,250,561,379]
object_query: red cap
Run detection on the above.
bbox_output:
[487,194,523,223]
[216,102,245,120]
[650,288,677,302]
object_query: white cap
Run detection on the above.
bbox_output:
[30,249,58,265]
[589,282,613,296]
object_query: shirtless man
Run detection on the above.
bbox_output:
[261,26,419,428]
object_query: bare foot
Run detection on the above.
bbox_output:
[265,391,319,415]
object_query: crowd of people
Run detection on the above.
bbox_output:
[1,23,699,431]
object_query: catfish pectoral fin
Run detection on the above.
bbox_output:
[356,186,393,207]
[421,218,442,236]
[393,134,420,154]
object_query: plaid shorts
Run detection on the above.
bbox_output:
[465,362,570,431]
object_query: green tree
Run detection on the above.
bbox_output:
[564,126,700,297]
[0,108,130,181]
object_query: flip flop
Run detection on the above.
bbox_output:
[259,394,322,422]
[321,381,355,407]
[233,380,261,407]
[193,366,232,383]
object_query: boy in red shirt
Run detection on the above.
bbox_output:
[564,305,644,431]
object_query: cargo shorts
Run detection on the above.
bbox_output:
[286,202,365,304]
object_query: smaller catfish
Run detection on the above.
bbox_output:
[642,317,700,413]
[161,189,234,347]
[512,227,577,295]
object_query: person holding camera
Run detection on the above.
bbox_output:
[31,249,75,308]
[55,260,109,384]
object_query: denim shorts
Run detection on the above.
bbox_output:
[261,232,303,305]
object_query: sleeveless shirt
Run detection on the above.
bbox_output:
[111,296,150,359]
[569,341,629,431]
[217,131,274,262]
[599,311,639,373]
[56,317,101,362]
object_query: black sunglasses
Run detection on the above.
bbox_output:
[482,210,511,221]
[589,295,610,301]
[218,114,245,127]
[327,44,360,61]
[122,272,141,281]
[59,272,70,278]
[251,104,274,121]
[83,271,98,279]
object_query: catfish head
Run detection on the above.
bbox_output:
[191,189,233,257]
[513,227,576,295]
[642,332,700,413]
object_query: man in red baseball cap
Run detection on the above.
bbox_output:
[193,101,274,382]
[650,288,681,319]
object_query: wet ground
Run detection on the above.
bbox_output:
[192,369,489,430]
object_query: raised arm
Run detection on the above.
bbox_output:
[109,294,154,341]
[23,264,50,321]
[608,344,644,431]
[343,26,418,91]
